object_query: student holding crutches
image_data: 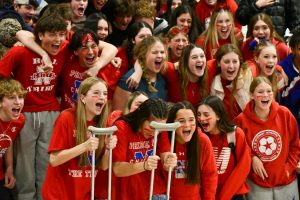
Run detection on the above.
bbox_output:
[112,98,177,200]
[41,77,117,200]
[158,101,218,200]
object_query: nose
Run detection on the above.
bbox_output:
[15,96,22,104]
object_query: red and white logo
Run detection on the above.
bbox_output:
[252,130,282,162]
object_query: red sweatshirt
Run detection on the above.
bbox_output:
[208,127,250,199]
[234,101,300,188]
[158,129,218,200]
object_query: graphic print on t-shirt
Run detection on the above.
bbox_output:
[0,126,16,157]
[252,130,282,162]
[213,147,231,174]
[175,160,186,179]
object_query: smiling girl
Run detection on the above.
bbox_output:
[234,77,300,200]
[0,78,26,200]
[210,44,252,120]
[158,101,217,200]
[42,77,117,200]
[241,13,290,62]
[196,9,242,61]
[197,95,251,200]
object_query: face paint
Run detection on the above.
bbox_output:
[216,23,231,29]
[200,116,212,124]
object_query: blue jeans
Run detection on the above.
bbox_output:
[152,194,167,200]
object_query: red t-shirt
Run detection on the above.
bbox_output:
[42,108,98,200]
[112,120,166,200]
[158,129,218,200]
[0,114,25,180]
[0,42,71,112]
[208,127,250,199]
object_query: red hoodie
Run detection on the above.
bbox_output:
[234,101,300,188]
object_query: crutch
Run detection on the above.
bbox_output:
[148,121,180,200]
[88,126,118,200]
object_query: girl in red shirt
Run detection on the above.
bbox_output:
[159,101,218,200]
[210,44,253,120]
[42,77,117,200]
[234,76,300,200]
[112,98,176,200]
[197,95,251,200]
[196,9,243,61]
[0,78,26,200]
[246,41,286,99]
[241,13,290,63]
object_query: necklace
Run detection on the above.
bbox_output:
[0,120,12,136]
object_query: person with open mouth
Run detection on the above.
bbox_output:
[0,78,26,200]
[42,77,117,200]
[197,95,251,200]
[113,36,168,111]
[246,41,286,99]
[196,9,243,61]
[112,98,175,200]
[241,13,290,63]
[157,101,217,200]
[234,76,300,200]
[210,44,253,120]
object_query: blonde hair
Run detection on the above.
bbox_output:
[76,77,108,167]
[254,41,278,95]
[250,76,272,94]
[0,77,27,101]
[200,9,238,56]
[134,36,166,93]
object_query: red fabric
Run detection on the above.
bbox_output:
[241,38,290,63]
[220,77,243,121]
[0,114,25,180]
[0,42,70,112]
[158,129,217,200]
[194,0,241,30]
[42,108,97,200]
[98,48,130,100]
[234,101,300,188]
[112,120,166,200]
[196,37,232,61]
[209,127,250,199]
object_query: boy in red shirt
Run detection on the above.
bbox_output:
[0,78,26,200]
[0,13,69,200]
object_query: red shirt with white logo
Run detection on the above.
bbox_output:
[112,119,166,200]
[0,114,25,180]
[208,127,250,199]
[158,129,218,200]
[0,43,71,112]
[235,101,300,188]
[42,108,98,200]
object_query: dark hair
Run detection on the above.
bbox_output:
[164,0,186,23]
[197,95,235,133]
[41,3,72,21]
[113,0,134,17]
[169,4,202,43]
[84,12,110,40]
[178,44,208,99]
[123,21,153,67]
[34,13,67,44]
[119,98,168,132]
[69,28,99,51]
[289,31,300,50]
[167,101,200,184]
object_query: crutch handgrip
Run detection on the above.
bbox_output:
[88,126,117,135]
[89,126,118,200]
[150,121,180,131]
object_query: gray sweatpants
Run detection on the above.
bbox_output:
[247,178,299,200]
[14,111,59,200]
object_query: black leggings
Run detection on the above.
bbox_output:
[0,179,15,200]
[231,194,245,200]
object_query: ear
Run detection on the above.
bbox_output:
[80,94,86,104]
[250,92,254,100]
[254,55,259,64]
[38,32,44,41]
[74,50,79,56]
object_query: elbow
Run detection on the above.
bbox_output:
[49,154,59,167]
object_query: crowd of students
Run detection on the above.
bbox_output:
[0,0,300,199]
